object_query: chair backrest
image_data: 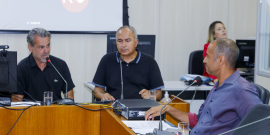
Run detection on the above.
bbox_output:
[231,104,270,135]
[188,50,204,75]
[252,83,270,104]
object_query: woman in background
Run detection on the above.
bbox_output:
[203,21,227,83]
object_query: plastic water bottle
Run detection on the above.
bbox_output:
[161,91,171,104]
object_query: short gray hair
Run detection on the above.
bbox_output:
[116,25,137,40]
[27,28,51,47]
[213,38,239,70]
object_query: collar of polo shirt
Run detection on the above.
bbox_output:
[116,48,141,64]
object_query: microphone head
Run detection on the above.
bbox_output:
[46,57,51,62]
[119,57,123,62]
[192,76,203,86]
[194,76,203,83]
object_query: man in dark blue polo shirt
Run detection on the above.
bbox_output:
[145,38,262,135]
[12,28,75,102]
[92,25,164,101]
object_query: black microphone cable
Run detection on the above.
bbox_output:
[0,104,37,135]
[189,78,203,105]
[158,76,202,131]
[74,103,115,111]
[0,52,38,103]
[1,52,40,135]
[190,90,197,105]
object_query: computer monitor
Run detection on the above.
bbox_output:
[0,47,17,94]
[235,40,255,68]
[107,34,156,58]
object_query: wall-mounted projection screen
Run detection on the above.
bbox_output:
[0,0,129,34]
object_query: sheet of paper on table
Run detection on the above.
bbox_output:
[122,120,178,134]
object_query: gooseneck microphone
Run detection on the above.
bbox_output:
[156,76,202,134]
[119,57,124,99]
[46,57,74,105]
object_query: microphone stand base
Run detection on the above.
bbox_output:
[57,98,74,105]
[153,128,175,135]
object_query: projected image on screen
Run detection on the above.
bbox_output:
[0,0,124,32]
[62,0,89,12]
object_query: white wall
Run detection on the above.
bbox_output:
[0,0,259,102]
[129,0,257,81]
[256,76,270,89]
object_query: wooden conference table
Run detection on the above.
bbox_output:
[0,96,189,135]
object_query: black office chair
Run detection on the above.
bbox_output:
[188,50,204,75]
[252,83,270,104]
[231,104,270,135]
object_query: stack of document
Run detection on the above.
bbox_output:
[122,120,178,134]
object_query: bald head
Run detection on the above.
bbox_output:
[211,38,239,70]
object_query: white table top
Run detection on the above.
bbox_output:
[163,81,213,91]
[84,81,213,91]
